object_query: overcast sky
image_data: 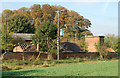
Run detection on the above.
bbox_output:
[0,0,119,36]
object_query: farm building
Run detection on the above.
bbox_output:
[2,33,117,60]
[85,35,115,52]
[12,33,115,53]
[12,33,40,52]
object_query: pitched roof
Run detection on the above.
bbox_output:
[12,33,35,40]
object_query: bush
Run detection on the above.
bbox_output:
[41,61,49,67]
[79,59,84,62]
[33,60,43,65]
[13,66,22,70]
[54,60,64,64]
[49,62,55,66]
[2,66,12,71]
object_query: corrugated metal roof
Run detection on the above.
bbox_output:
[12,33,35,40]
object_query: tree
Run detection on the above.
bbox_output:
[53,6,68,29]
[95,41,108,60]
[32,20,57,53]
[2,9,13,23]
[41,4,53,22]
[78,37,88,52]
[2,23,15,52]
[8,13,34,33]
[104,34,118,52]
[30,4,42,29]
[18,7,31,19]
[2,4,92,42]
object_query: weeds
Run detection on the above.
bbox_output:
[2,57,118,71]
[2,66,12,71]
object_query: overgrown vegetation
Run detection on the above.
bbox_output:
[2,24,15,52]
[31,20,57,53]
[95,40,108,60]
[104,34,119,52]
[2,56,118,71]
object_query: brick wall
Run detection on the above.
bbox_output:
[3,52,50,60]
[85,36,104,52]
[3,52,118,60]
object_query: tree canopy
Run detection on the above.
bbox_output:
[2,4,93,53]
[104,34,118,52]
[2,4,92,36]
[32,20,57,53]
[8,14,34,33]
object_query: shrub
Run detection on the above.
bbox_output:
[41,61,49,67]
[54,60,64,64]
[13,66,22,70]
[2,66,12,71]
[33,60,43,65]
[49,62,55,66]
[79,59,84,62]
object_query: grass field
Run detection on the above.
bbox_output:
[2,61,118,76]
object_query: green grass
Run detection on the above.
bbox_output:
[2,61,118,76]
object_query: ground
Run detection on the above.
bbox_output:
[2,60,118,76]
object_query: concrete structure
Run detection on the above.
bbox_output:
[85,36,104,52]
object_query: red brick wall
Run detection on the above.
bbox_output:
[3,52,118,60]
[59,52,98,59]
[85,36,104,52]
[3,52,49,60]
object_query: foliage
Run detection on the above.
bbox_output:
[32,20,57,53]
[7,14,34,33]
[2,23,15,52]
[2,66,12,71]
[78,37,88,52]
[95,41,108,59]
[1,4,93,53]
[104,34,118,52]
[2,4,92,37]
[63,10,92,40]
[118,37,120,53]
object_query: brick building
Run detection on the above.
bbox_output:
[85,35,115,52]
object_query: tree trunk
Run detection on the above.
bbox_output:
[47,36,49,49]
[0,52,7,61]
[47,53,53,60]
[99,51,103,60]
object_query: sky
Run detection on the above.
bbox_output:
[0,0,119,36]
